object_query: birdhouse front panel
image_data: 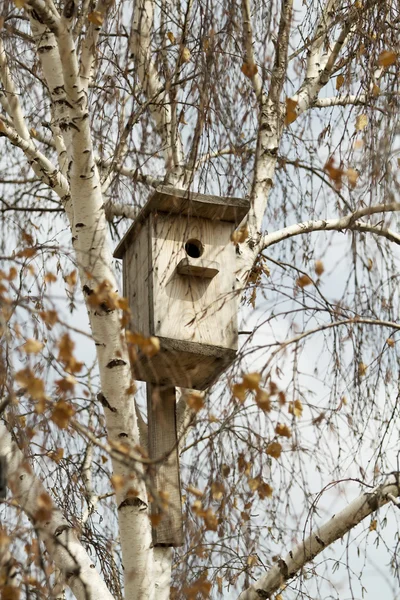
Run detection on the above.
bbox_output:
[150,213,237,350]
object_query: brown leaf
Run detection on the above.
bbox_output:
[232,382,247,402]
[369,519,377,531]
[336,74,345,90]
[378,50,397,67]
[88,10,104,25]
[355,114,368,131]
[314,260,324,276]
[296,275,312,288]
[167,31,176,44]
[285,98,298,125]
[51,400,75,429]
[180,47,191,63]
[111,474,125,491]
[346,167,359,188]
[231,226,249,244]
[211,482,224,500]
[358,362,367,377]
[275,422,291,438]
[35,492,53,522]
[186,391,204,413]
[21,339,44,354]
[2,585,20,600]
[266,441,282,459]
[324,157,344,189]
[255,388,271,411]
[288,399,303,417]
[242,372,261,390]
[258,482,273,499]
[241,62,257,78]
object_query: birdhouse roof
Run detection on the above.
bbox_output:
[114,185,250,259]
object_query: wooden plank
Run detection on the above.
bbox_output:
[124,221,151,337]
[147,385,183,546]
[176,257,219,278]
[113,186,250,259]
[135,338,236,389]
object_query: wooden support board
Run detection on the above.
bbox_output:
[147,384,183,546]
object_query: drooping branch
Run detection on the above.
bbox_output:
[0,420,115,600]
[238,478,400,600]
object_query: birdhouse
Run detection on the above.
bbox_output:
[114,185,250,390]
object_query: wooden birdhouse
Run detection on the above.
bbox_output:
[114,185,250,390]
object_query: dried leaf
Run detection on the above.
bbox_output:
[378,50,397,67]
[387,338,395,347]
[358,362,367,377]
[336,74,345,90]
[258,482,273,499]
[347,167,359,188]
[231,226,249,244]
[288,399,303,417]
[275,422,291,438]
[372,84,380,97]
[255,388,271,411]
[243,372,261,390]
[211,482,224,500]
[355,114,368,131]
[88,10,104,25]
[266,442,282,459]
[167,31,176,44]
[369,519,377,531]
[35,492,53,522]
[324,157,344,189]
[180,47,191,63]
[111,474,125,491]
[241,62,257,78]
[232,382,247,403]
[51,400,75,429]
[186,391,204,413]
[315,260,324,276]
[296,275,312,288]
[15,368,46,401]
[21,339,43,354]
[285,98,298,125]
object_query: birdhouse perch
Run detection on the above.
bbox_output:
[114,185,250,390]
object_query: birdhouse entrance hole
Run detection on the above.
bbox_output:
[185,239,203,258]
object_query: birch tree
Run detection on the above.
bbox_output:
[1,0,400,598]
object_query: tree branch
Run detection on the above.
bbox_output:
[238,477,400,600]
[0,420,115,600]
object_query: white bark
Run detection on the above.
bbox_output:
[153,547,173,600]
[25,5,155,598]
[238,479,400,600]
[0,421,115,600]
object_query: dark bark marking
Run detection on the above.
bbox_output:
[118,497,147,510]
[97,392,117,412]
[106,359,127,369]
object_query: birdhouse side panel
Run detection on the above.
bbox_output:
[123,221,152,337]
[150,214,238,350]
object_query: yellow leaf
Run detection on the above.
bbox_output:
[369,519,377,531]
[248,477,261,492]
[141,336,160,357]
[372,84,380,97]
[355,114,368,131]
[243,372,261,390]
[51,400,75,429]
[49,448,64,463]
[285,98,298,125]
[110,474,125,491]
[232,382,247,402]
[255,388,271,411]
[275,422,291,438]
[35,492,53,522]
[187,486,204,498]
[314,260,324,276]
[266,441,282,459]
[181,47,191,63]
[241,62,257,78]
[387,338,395,347]
[347,167,359,188]
[14,0,26,7]
[45,272,57,283]
[88,10,104,26]
[21,339,44,354]
[15,368,46,401]
[185,391,204,413]
[367,258,373,271]
[336,74,345,90]
[296,274,312,288]
[258,482,273,499]
[358,362,367,377]
[378,50,397,67]
[167,31,176,44]
[64,270,77,287]
[231,226,249,244]
[211,482,224,500]
[288,399,303,417]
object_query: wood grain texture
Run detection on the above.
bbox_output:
[124,221,151,337]
[151,213,238,349]
[176,257,219,278]
[147,385,183,546]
